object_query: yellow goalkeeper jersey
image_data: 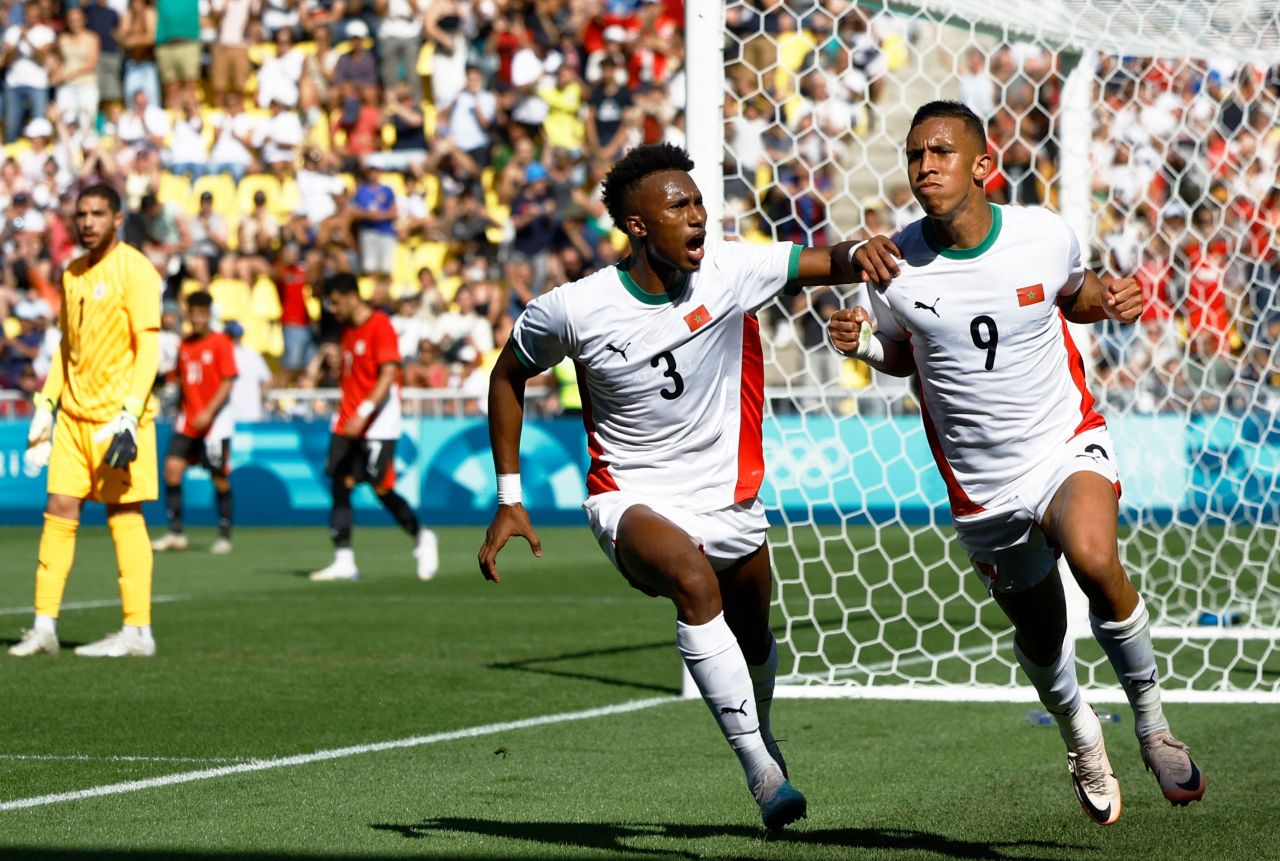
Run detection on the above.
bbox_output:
[57,242,161,423]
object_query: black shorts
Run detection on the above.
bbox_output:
[326,435,397,490]
[167,433,232,476]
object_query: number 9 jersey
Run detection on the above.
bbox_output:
[510,239,802,512]
[867,204,1103,515]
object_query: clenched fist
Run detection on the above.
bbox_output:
[851,236,903,289]
[828,306,879,360]
[1104,277,1143,324]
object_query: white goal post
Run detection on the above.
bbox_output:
[683,0,1280,703]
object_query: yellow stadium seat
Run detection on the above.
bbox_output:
[238,174,283,215]
[610,228,630,254]
[159,171,195,215]
[422,102,437,139]
[357,276,375,301]
[416,41,433,77]
[251,276,283,321]
[180,278,203,296]
[278,176,302,220]
[392,243,418,292]
[4,140,31,160]
[438,275,461,305]
[421,173,440,212]
[381,123,396,148]
[413,241,448,280]
[380,172,406,198]
[208,276,252,322]
[304,295,322,321]
[485,203,509,246]
[339,173,356,194]
[481,166,497,194]
[193,173,237,216]
[306,117,332,152]
[3,317,20,338]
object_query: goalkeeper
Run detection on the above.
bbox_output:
[10,184,162,659]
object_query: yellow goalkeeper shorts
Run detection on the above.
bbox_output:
[47,410,158,505]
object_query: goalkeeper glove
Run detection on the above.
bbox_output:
[27,392,54,445]
[100,409,140,470]
[24,393,54,471]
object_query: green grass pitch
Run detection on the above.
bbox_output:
[0,525,1276,860]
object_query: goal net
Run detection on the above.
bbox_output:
[685,0,1280,702]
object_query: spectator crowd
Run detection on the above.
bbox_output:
[0,0,1275,425]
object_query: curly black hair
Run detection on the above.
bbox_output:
[601,143,695,234]
[908,100,987,150]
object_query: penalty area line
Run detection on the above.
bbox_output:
[0,696,678,812]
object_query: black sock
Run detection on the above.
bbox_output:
[165,483,184,534]
[330,480,353,548]
[379,490,420,538]
[215,487,233,538]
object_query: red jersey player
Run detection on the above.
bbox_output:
[153,291,238,554]
[308,273,438,582]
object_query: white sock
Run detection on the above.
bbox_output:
[1014,636,1099,748]
[677,612,778,788]
[746,634,778,743]
[336,548,356,567]
[1091,597,1169,738]
[33,614,56,636]
[125,624,153,640]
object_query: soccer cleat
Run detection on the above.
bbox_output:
[1066,715,1122,826]
[209,537,233,555]
[308,558,359,582]
[74,628,156,658]
[415,528,438,581]
[751,765,807,831]
[151,532,189,552]
[1140,731,1205,806]
[9,627,59,656]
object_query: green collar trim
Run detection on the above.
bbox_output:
[618,263,688,305]
[923,204,1002,260]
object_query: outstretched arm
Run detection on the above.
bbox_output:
[792,235,904,290]
[477,344,545,582]
[1058,271,1142,325]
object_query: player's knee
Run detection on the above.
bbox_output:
[46,494,81,520]
[1063,535,1121,583]
[668,564,722,621]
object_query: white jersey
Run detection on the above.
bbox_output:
[868,204,1103,515]
[511,239,802,511]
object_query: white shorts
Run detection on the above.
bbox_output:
[582,492,769,584]
[953,427,1121,594]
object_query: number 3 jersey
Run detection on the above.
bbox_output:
[867,204,1104,515]
[511,239,802,512]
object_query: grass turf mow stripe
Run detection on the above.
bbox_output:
[0,696,678,812]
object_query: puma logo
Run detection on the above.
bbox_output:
[719,699,749,716]
[914,298,941,317]
[604,341,630,361]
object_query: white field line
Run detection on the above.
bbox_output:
[0,754,249,764]
[0,696,678,812]
[0,595,187,617]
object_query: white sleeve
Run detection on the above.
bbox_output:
[1058,214,1086,298]
[510,288,572,371]
[865,284,908,341]
[717,239,802,314]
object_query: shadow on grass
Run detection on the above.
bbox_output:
[488,617,848,697]
[370,817,1087,860]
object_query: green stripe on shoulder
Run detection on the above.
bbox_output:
[783,243,804,295]
[512,342,542,371]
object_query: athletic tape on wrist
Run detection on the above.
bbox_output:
[496,473,522,506]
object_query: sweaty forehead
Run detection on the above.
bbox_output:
[637,170,698,204]
[907,117,978,151]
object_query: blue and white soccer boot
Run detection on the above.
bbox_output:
[752,765,807,831]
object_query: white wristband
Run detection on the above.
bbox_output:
[832,319,885,364]
[356,400,376,418]
[847,240,868,268]
[496,473,522,506]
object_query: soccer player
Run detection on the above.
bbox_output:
[11,184,161,658]
[151,291,238,554]
[829,101,1205,825]
[478,143,871,830]
[308,273,438,582]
